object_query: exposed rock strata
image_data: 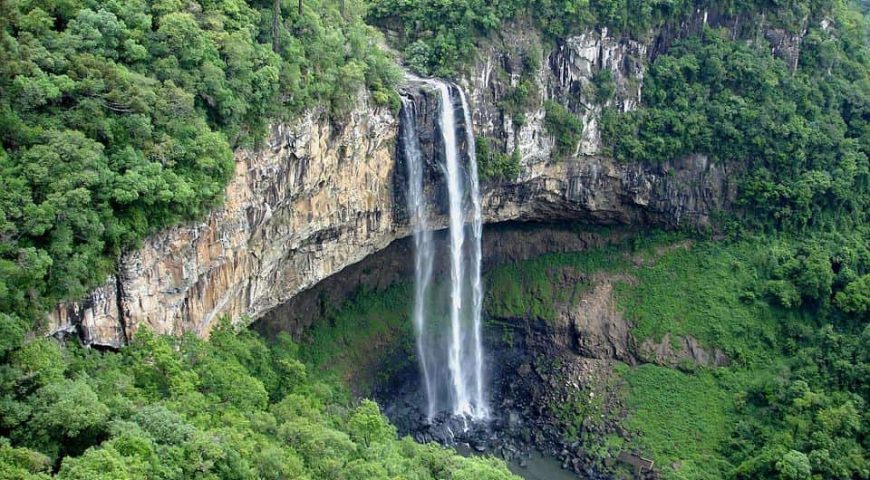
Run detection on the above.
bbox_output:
[48,26,736,348]
[50,98,401,346]
[638,334,729,368]
[564,276,635,362]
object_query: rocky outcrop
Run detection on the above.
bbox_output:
[49,96,401,347]
[538,271,727,368]
[48,24,736,348]
[563,276,635,362]
[637,334,729,368]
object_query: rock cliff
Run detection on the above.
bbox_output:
[48,24,736,348]
[50,97,402,347]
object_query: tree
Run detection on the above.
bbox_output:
[346,400,395,448]
[0,438,51,479]
[776,450,811,480]
[131,406,194,446]
[27,378,110,458]
[56,446,138,480]
[273,0,281,53]
[835,274,870,314]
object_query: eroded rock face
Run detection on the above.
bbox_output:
[49,96,402,347]
[48,25,735,348]
[563,276,635,362]
[638,334,729,368]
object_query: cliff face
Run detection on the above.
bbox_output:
[50,97,402,347]
[48,25,735,348]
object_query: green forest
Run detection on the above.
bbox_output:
[1,0,868,478]
[482,233,869,479]
[0,0,401,329]
[0,321,517,479]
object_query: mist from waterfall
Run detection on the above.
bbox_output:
[401,77,488,421]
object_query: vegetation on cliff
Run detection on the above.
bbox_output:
[368,0,804,76]
[600,18,868,232]
[0,0,867,478]
[0,0,400,331]
[374,0,868,233]
[369,0,817,76]
[484,234,868,479]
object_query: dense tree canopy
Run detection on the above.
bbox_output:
[0,0,400,329]
[368,0,837,75]
[600,18,869,233]
[0,322,519,479]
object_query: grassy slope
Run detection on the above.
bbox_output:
[485,235,783,362]
[485,234,797,479]
[616,241,782,364]
[301,284,415,390]
[617,364,734,479]
[486,245,629,323]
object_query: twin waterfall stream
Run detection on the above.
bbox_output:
[400,78,488,423]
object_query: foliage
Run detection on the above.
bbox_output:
[485,243,617,322]
[619,365,735,479]
[835,274,870,314]
[497,43,542,120]
[484,232,869,479]
[616,241,783,364]
[591,69,616,103]
[367,0,744,75]
[476,137,521,181]
[300,284,416,388]
[0,437,51,479]
[0,323,518,479]
[543,100,584,159]
[0,0,400,328]
[601,22,869,231]
[367,0,501,76]
[369,0,833,75]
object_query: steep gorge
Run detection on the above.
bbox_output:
[47,21,741,348]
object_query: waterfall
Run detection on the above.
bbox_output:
[400,97,436,421]
[432,80,471,417]
[458,88,488,419]
[402,76,487,421]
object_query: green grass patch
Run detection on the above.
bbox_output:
[300,283,415,388]
[619,364,737,480]
[614,242,782,365]
[485,247,630,323]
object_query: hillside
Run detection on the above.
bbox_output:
[0,0,867,478]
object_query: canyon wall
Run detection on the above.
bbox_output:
[48,24,738,348]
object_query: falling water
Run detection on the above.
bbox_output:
[400,96,437,421]
[432,80,472,417]
[402,76,487,421]
[458,88,488,418]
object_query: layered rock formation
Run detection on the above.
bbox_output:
[50,98,401,347]
[48,25,735,348]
